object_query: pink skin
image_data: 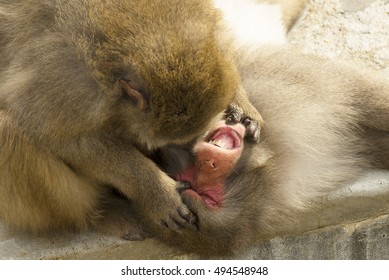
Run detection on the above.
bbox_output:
[175,121,245,208]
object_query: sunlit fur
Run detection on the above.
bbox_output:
[0,0,260,236]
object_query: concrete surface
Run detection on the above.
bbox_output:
[289,0,389,72]
[1,0,389,260]
[240,214,389,259]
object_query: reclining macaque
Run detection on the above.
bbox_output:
[149,47,389,257]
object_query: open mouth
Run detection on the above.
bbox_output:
[174,123,245,209]
[181,125,244,208]
[205,126,242,150]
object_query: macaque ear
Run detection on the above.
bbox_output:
[119,79,149,110]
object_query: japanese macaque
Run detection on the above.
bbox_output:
[0,0,263,238]
[150,47,389,257]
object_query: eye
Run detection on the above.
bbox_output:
[119,79,149,110]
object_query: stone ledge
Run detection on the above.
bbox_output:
[0,226,188,260]
[241,213,389,259]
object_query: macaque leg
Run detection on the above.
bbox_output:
[360,80,389,132]
[359,78,389,168]
[0,114,99,232]
[0,113,152,238]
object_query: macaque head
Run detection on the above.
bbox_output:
[152,120,263,257]
[69,0,238,148]
[117,52,238,149]
[175,121,245,208]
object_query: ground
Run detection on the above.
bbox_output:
[290,0,389,73]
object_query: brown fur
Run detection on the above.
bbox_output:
[0,0,261,236]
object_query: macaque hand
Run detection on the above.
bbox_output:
[157,181,198,231]
[225,105,260,143]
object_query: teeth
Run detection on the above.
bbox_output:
[209,139,228,149]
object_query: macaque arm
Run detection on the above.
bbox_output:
[57,135,197,231]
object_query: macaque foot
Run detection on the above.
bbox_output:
[159,182,198,231]
[225,106,260,143]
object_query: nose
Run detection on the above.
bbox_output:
[200,159,216,170]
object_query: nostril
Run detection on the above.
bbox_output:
[201,160,216,169]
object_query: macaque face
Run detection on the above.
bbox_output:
[174,121,245,208]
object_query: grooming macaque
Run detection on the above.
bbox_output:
[0,0,263,237]
[150,47,389,257]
